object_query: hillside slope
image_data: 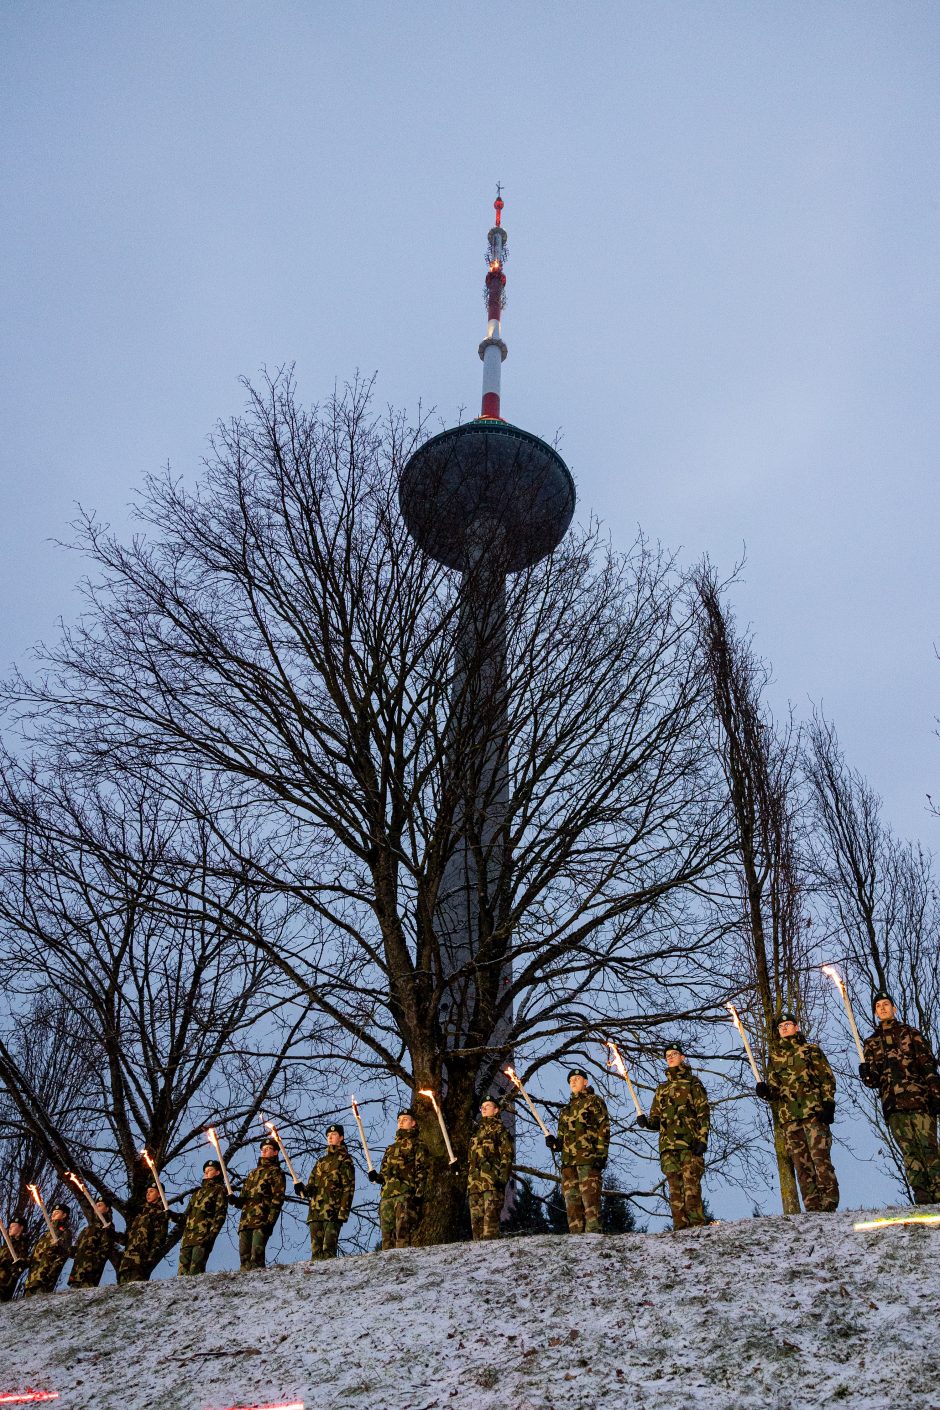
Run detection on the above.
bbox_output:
[0,1206,937,1410]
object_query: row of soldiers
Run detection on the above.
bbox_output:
[2,988,938,1298]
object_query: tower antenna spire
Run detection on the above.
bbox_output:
[479,189,508,419]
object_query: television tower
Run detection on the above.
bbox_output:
[399,193,575,1118]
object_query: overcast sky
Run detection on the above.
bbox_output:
[2,2,938,1217]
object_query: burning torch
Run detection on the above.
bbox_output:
[821,965,866,1062]
[263,1121,301,1186]
[63,1171,108,1226]
[25,1184,57,1241]
[417,1090,458,1166]
[503,1066,552,1138]
[140,1149,169,1212]
[602,1040,645,1118]
[350,1095,375,1173]
[725,1002,761,1082]
[205,1128,233,1195]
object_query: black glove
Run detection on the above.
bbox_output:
[858,1062,874,1084]
[928,1090,940,1118]
[820,1100,836,1125]
[634,1114,651,1130]
[293,1181,307,1198]
[689,1140,707,1157]
[448,1160,460,1173]
[592,1159,608,1173]
[367,1169,383,1185]
[755,1081,771,1100]
[227,1194,244,1209]
[545,1134,560,1153]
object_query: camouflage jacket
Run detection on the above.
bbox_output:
[467,1115,514,1194]
[305,1145,355,1224]
[648,1065,710,1154]
[862,1020,940,1117]
[181,1177,228,1248]
[238,1155,286,1231]
[557,1089,610,1167]
[0,1231,29,1299]
[765,1035,836,1124]
[24,1222,73,1293]
[379,1129,430,1201]
[121,1202,168,1273]
[68,1219,118,1286]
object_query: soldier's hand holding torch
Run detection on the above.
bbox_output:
[503,1066,557,1150]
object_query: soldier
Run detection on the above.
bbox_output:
[368,1107,429,1250]
[68,1198,122,1289]
[23,1203,73,1296]
[229,1137,285,1270]
[545,1068,610,1234]
[0,1219,29,1302]
[755,1011,839,1213]
[295,1122,355,1260]
[467,1096,513,1241]
[637,1042,709,1231]
[178,1159,228,1276]
[118,1185,168,1283]
[860,990,940,1204]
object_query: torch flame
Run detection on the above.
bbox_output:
[0,1394,60,1405]
[725,1001,744,1032]
[503,1066,523,1089]
[821,964,846,993]
[854,1212,940,1232]
[604,1040,628,1079]
[25,1185,40,1207]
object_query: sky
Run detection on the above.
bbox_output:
[1,2,938,1223]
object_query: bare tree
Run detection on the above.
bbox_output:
[804,711,940,1193]
[4,373,732,1242]
[693,564,822,1213]
[0,757,327,1250]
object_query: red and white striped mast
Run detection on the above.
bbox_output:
[478,186,508,420]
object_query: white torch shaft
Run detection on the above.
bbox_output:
[605,1043,645,1117]
[28,1186,56,1240]
[421,1092,457,1163]
[505,1069,552,1137]
[838,984,866,1063]
[142,1154,169,1212]
[67,1172,108,1225]
[206,1130,233,1195]
[0,1215,16,1259]
[727,1004,761,1081]
[266,1126,300,1186]
[350,1096,375,1172]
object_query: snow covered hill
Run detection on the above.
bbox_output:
[0,1207,937,1410]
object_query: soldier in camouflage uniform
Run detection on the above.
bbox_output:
[178,1160,228,1276]
[68,1198,122,1289]
[229,1138,285,1269]
[23,1203,73,1296]
[0,1219,29,1302]
[638,1043,709,1230]
[467,1096,513,1240]
[546,1069,610,1234]
[118,1185,168,1283]
[369,1108,429,1250]
[295,1123,355,1260]
[755,1011,839,1212]
[860,990,940,1204]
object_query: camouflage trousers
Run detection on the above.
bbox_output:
[117,1255,152,1284]
[238,1224,273,1270]
[178,1239,216,1275]
[784,1118,839,1213]
[308,1218,342,1259]
[68,1256,108,1289]
[662,1151,706,1230]
[888,1110,940,1203]
[469,1189,503,1241]
[24,1251,70,1296]
[561,1164,603,1234]
[379,1195,421,1250]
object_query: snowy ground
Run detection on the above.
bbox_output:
[0,1206,937,1410]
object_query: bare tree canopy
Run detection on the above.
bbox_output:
[4,375,736,1240]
